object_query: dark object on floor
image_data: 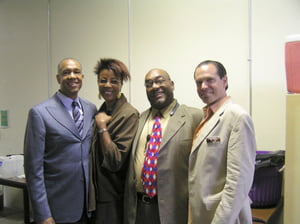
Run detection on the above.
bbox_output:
[249,150,285,208]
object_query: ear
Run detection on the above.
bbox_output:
[170,80,175,90]
[56,74,60,84]
[222,75,228,87]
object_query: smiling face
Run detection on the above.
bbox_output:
[145,69,174,110]
[56,59,83,99]
[194,63,227,106]
[97,69,122,104]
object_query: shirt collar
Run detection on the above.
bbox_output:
[207,95,230,113]
[151,99,177,119]
[56,91,81,109]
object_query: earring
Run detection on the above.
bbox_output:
[117,92,122,99]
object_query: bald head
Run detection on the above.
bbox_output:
[57,58,82,74]
[145,68,170,80]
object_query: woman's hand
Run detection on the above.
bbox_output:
[95,112,112,130]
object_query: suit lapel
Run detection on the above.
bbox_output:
[191,113,220,153]
[81,99,94,138]
[46,95,80,138]
[191,100,231,153]
[160,106,185,149]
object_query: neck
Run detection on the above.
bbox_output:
[58,90,78,100]
[207,95,228,112]
[105,99,117,112]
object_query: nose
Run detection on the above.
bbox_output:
[69,71,77,78]
[152,81,160,88]
[104,81,113,87]
[200,81,209,89]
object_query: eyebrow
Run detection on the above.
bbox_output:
[145,75,165,81]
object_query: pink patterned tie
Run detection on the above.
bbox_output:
[141,114,162,198]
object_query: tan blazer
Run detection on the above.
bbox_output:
[189,99,256,224]
[124,102,202,224]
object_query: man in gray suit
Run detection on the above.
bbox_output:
[24,58,97,224]
[124,69,201,224]
[189,60,256,224]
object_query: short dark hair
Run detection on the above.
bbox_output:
[194,60,228,90]
[94,58,130,84]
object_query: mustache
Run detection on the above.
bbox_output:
[62,74,83,81]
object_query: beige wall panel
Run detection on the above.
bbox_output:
[252,0,300,150]
[50,0,130,106]
[130,0,249,112]
[285,94,300,223]
[0,0,48,156]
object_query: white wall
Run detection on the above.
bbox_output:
[1,0,300,156]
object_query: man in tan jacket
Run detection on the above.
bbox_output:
[189,60,256,224]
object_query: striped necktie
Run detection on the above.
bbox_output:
[72,101,83,136]
[141,113,162,198]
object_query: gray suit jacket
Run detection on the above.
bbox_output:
[124,102,201,224]
[189,99,256,224]
[24,93,97,223]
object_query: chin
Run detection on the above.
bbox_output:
[152,102,166,110]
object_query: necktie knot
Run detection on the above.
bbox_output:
[72,101,79,107]
[155,111,162,118]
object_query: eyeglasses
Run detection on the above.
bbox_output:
[98,79,120,85]
[145,78,167,88]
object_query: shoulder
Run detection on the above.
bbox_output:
[221,102,254,128]
[30,95,57,112]
[79,97,95,106]
[122,101,140,116]
[179,104,202,117]
[140,108,151,118]
[79,98,97,110]
[173,104,202,127]
[223,101,250,118]
[182,105,201,113]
